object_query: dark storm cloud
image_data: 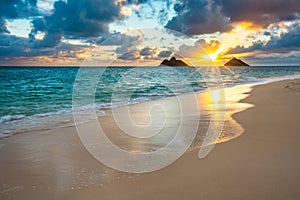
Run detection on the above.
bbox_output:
[158,50,172,58]
[29,0,123,48]
[165,0,232,35]
[0,0,38,19]
[227,23,300,54]
[94,32,142,46]
[126,0,149,4]
[140,47,157,56]
[33,31,63,48]
[115,32,143,55]
[29,0,151,48]
[0,19,9,34]
[0,33,88,57]
[0,34,35,57]
[1,0,153,62]
[118,48,169,61]
[118,50,141,60]
[245,54,300,66]
[116,46,173,61]
[0,0,39,33]
[166,0,300,35]
[219,0,300,26]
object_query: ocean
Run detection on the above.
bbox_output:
[1,66,300,137]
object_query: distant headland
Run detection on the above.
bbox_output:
[160,56,249,67]
[224,58,250,66]
[160,57,189,66]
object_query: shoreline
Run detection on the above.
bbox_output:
[1,73,300,139]
[68,78,300,200]
[0,79,300,199]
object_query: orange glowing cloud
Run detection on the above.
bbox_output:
[204,22,263,61]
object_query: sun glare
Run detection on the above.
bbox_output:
[208,53,218,60]
[200,21,262,64]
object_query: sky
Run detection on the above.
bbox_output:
[0,0,300,66]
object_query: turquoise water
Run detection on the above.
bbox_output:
[1,66,300,135]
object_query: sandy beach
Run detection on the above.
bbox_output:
[2,0,300,199]
[1,79,300,200]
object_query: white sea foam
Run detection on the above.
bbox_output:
[0,114,26,123]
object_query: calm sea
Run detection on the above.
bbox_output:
[1,66,300,136]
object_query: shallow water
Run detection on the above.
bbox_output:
[0,66,300,136]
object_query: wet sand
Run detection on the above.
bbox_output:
[1,79,300,200]
[69,79,300,200]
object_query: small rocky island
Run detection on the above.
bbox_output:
[224,58,250,66]
[160,57,189,66]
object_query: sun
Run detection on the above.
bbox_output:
[204,51,220,61]
[203,52,218,61]
[204,46,224,61]
[208,53,218,60]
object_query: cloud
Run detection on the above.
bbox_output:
[94,32,142,46]
[140,47,157,56]
[28,0,152,48]
[0,0,39,33]
[118,50,140,60]
[0,33,88,58]
[157,50,173,58]
[178,39,221,57]
[166,0,300,35]
[238,51,300,66]
[198,39,222,53]
[219,0,300,27]
[118,48,173,61]
[165,0,232,35]
[1,0,300,66]
[34,31,63,48]
[115,45,174,61]
[115,31,143,54]
[29,0,122,48]
[0,0,38,19]
[0,19,9,34]
[227,23,300,54]
[0,34,34,57]
[0,0,153,65]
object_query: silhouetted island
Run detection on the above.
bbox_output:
[224,58,250,66]
[160,57,189,66]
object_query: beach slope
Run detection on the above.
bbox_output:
[0,79,299,200]
[70,79,300,200]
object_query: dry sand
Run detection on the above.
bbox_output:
[1,79,300,200]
